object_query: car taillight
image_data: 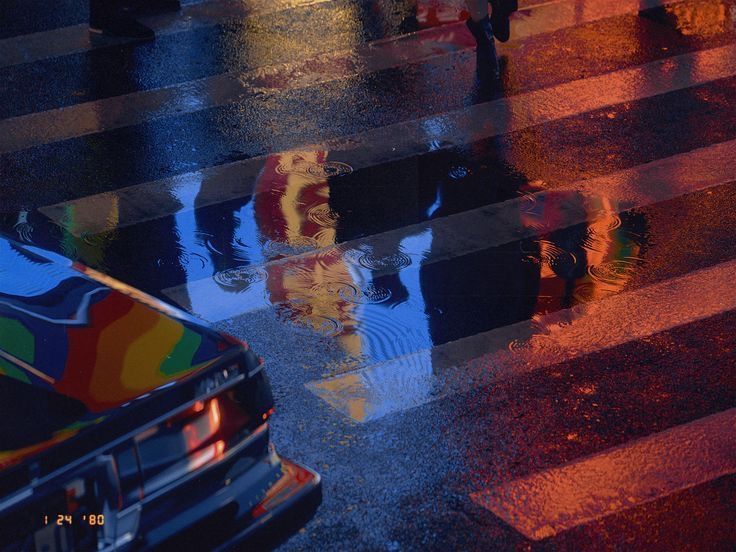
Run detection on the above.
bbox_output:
[137,370,274,493]
[163,392,250,453]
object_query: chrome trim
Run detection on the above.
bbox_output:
[0,487,32,512]
[247,361,265,378]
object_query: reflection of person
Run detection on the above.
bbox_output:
[252,152,363,352]
[89,0,180,39]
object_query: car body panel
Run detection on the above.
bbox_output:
[0,235,320,549]
[0,235,238,472]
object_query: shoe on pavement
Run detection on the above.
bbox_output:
[489,0,517,42]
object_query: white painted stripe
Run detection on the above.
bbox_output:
[0,0,682,152]
[306,258,736,422]
[471,408,736,540]
[161,137,736,321]
[0,25,476,153]
[0,0,333,69]
[0,0,621,69]
[39,42,736,236]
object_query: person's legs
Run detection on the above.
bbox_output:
[465,0,500,79]
[89,0,181,39]
[89,0,154,39]
[465,0,487,22]
[135,0,181,15]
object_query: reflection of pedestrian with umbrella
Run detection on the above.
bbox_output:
[464,0,517,78]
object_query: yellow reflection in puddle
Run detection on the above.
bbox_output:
[255,151,362,355]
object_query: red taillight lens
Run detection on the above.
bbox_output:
[175,393,251,454]
[262,407,275,422]
[136,391,253,489]
[136,369,274,493]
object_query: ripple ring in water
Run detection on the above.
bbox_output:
[311,281,393,304]
[274,161,315,176]
[307,161,353,178]
[587,259,639,286]
[277,304,344,337]
[213,266,269,291]
[537,240,578,274]
[275,160,353,179]
[448,165,470,179]
[262,237,320,258]
[588,212,623,234]
[306,203,340,228]
[345,249,413,272]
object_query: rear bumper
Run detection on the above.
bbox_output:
[143,426,321,551]
[214,457,322,551]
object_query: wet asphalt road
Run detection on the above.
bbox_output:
[2,0,736,549]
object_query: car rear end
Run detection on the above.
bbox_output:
[126,346,322,551]
[0,236,321,550]
[0,344,320,551]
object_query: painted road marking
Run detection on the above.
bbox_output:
[158,137,736,321]
[306,258,736,422]
[0,24,475,153]
[38,42,736,236]
[0,0,665,69]
[470,408,736,540]
[0,0,683,152]
[0,0,333,69]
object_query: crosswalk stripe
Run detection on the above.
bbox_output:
[2,0,660,69]
[38,41,736,237]
[470,408,736,540]
[2,23,475,152]
[159,136,736,321]
[305,258,736,422]
[0,0,683,153]
[0,0,333,69]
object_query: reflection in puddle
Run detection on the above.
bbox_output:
[343,246,414,272]
[505,191,645,352]
[212,266,269,291]
[172,153,649,370]
[28,141,650,374]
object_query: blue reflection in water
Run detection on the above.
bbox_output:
[0,238,72,297]
[352,228,434,363]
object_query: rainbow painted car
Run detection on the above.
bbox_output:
[0,235,321,551]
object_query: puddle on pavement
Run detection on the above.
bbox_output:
[6,142,655,374]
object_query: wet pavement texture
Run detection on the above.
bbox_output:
[2,0,736,549]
